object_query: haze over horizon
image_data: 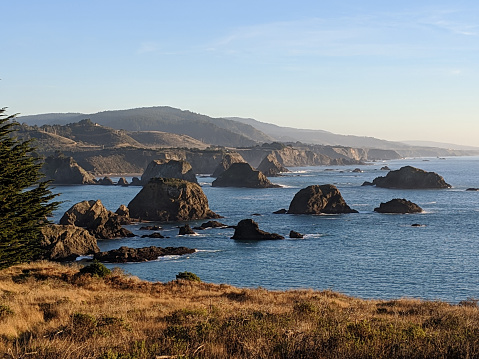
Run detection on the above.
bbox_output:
[2,1,478,146]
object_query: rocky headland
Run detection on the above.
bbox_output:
[94,246,196,263]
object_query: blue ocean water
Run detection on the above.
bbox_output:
[51,156,479,303]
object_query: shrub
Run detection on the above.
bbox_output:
[176,271,201,282]
[79,261,111,277]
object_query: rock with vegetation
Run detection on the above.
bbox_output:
[371,166,451,189]
[288,184,358,214]
[212,152,246,177]
[128,177,220,221]
[374,199,423,214]
[94,245,196,263]
[41,155,96,184]
[212,162,280,188]
[256,154,289,177]
[231,219,284,240]
[59,199,134,239]
[40,224,99,261]
[141,159,197,184]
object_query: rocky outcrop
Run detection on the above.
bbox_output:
[41,155,96,184]
[97,176,114,185]
[94,246,196,263]
[273,209,288,214]
[371,166,451,189]
[374,199,423,214]
[128,178,220,221]
[40,224,99,261]
[130,177,142,186]
[288,184,358,214]
[289,230,304,239]
[141,232,165,238]
[231,219,284,240]
[212,152,246,177]
[178,224,196,235]
[212,163,280,188]
[59,200,134,239]
[381,166,391,171]
[193,221,228,230]
[141,159,197,184]
[117,177,129,186]
[256,154,289,177]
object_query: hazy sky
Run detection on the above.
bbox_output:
[2,1,478,145]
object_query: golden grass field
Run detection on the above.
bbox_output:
[0,261,478,358]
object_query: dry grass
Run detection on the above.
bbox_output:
[0,261,478,358]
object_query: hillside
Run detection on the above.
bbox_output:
[19,107,274,148]
[1,261,478,358]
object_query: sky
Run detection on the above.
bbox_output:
[2,0,478,146]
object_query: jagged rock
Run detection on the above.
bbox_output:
[117,177,129,186]
[212,162,280,188]
[381,166,391,171]
[130,177,142,186]
[115,204,129,217]
[97,176,114,185]
[139,225,162,230]
[256,154,289,177]
[362,181,374,186]
[231,219,284,240]
[141,232,165,238]
[371,166,451,189]
[178,224,196,235]
[94,246,196,263]
[289,230,304,239]
[41,155,96,184]
[212,152,246,177]
[141,159,197,184]
[273,208,288,214]
[59,199,135,239]
[374,198,423,214]
[128,177,220,221]
[193,221,227,230]
[288,184,358,214]
[40,224,99,261]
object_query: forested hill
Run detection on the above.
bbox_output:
[19,107,274,148]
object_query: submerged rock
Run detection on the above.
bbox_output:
[371,166,451,189]
[466,188,479,191]
[41,155,96,184]
[288,184,358,214]
[40,224,99,261]
[374,198,423,214]
[256,154,289,177]
[231,219,284,240]
[59,199,134,239]
[289,230,304,239]
[193,221,228,230]
[212,152,246,177]
[128,177,220,222]
[141,159,197,184]
[212,162,280,188]
[273,208,288,214]
[94,246,195,263]
[141,232,165,238]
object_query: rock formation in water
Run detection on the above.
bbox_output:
[178,224,196,235]
[289,230,304,239]
[371,166,451,189]
[374,198,423,214]
[128,177,220,221]
[288,184,358,214]
[193,220,228,230]
[212,162,280,188]
[41,155,96,184]
[97,176,114,185]
[117,177,129,186]
[40,224,99,261]
[59,199,134,239]
[94,246,196,263]
[141,159,197,184]
[231,219,284,240]
[256,154,289,177]
[212,152,246,177]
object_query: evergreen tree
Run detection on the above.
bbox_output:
[0,108,59,269]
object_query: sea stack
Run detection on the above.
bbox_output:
[288,184,358,214]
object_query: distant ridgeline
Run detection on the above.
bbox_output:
[15,106,479,175]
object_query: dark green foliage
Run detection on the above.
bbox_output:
[0,108,59,269]
[79,261,111,277]
[176,271,201,282]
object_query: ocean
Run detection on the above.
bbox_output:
[50,156,479,303]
